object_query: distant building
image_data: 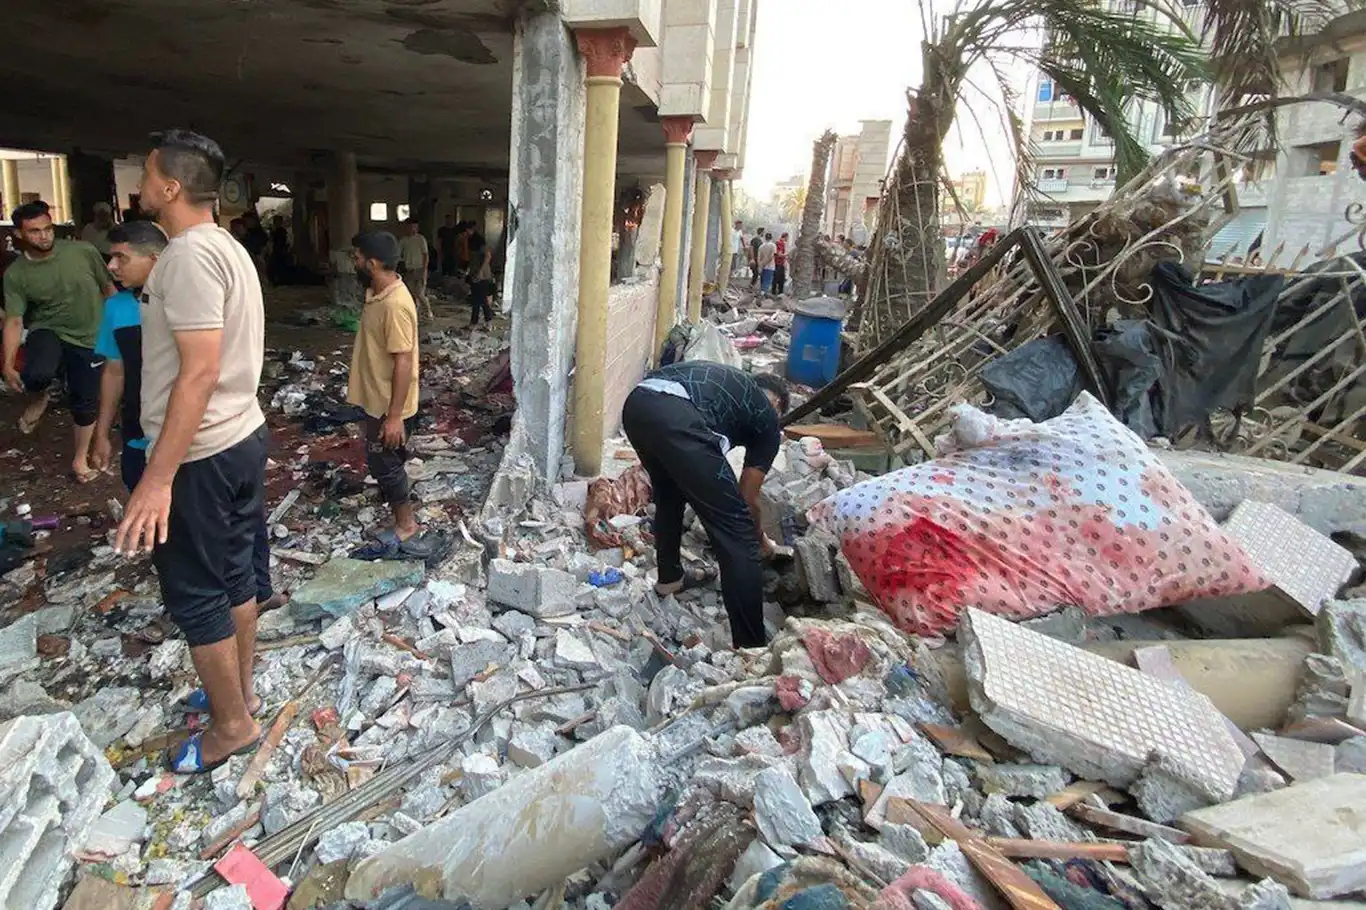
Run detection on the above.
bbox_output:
[824,120,892,243]
[944,170,987,212]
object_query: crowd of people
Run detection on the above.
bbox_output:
[730,220,791,297]
[2,129,432,773]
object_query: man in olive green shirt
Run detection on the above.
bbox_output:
[3,201,115,482]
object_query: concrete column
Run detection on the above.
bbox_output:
[704,176,723,280]
[327,151,361,307]
[1,161,19,220]
[686,150,717,323]
[49,156,71,223]
[503,8,586,488]
[717,173,734,293]
[571,26,636,477]
[654,116,693,363]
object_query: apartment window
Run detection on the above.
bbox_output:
[1313,57,1350,93]
[1114,0,1137,12]
[1162,118,1186,138]
[395,204,411,221]
[1041,168,1067,180]
[1295,140,1341,177]
[1069,128,1084,140]
[368,202,388,221]
[1093,166,1115,180]
[1038,80,1053,102]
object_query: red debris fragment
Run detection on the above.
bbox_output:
[801,628,872,685]
[310,706,340,731]
[876,866,984,910]
[775,675,813,711]
[214,842,289,910]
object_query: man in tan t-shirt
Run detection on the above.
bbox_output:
[114,129,268,775]
[346,231,433,561]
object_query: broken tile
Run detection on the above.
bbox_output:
[1179,773,1366,898]
[961,608,1245,802]
[1250,733,1336,783]
[1223,501,1357,620]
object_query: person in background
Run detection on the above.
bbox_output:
[346,231,435,561]
[731,220,744,277]
[436,214,459,277]
[749,228,763,288]
[456,220,473,273]
[2,200,115,481]
[467,232,496,329]
[621,362,790,648]
[267,215,290,286]
[80,202,115,256]
[757,231,777,294]
[94,221,288,617]
[774,231,790,295]
[398,218,433,319]
[115,129,269,774]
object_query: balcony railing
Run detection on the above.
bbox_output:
[1036,177,1070,193]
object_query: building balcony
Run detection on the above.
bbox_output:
[1036,177,1070,193]
[1032,100,1082,123]
[1033,140,1083,157]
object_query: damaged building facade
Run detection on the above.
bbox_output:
[1,0,759,483]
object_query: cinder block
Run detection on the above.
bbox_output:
[0,713,116,910]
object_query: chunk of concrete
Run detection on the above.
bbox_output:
[507,722,561,768]
[1336,737,1366,774]
[82,799,148,857]
[70,686,141,748]
[728,840,784,894]
[0,713,116,910]
[796,710,855,805]
[974,763,1069,799]
[291,558,425,619]
[346,727,663,906]
[485,559,577,618]
[1179,773,1366,898]
[1156,450,1366,538]
[753,767,822,847]
[0,614,37,671]
[315,821,373,865]
[1251,733,1336,783]
[1129,839,1239,910]
[1319,600,1366,674]
[961,609,1245,801]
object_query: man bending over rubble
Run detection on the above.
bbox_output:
[114,129,269,775]
[622,362,789,648]
[346,231,437,561]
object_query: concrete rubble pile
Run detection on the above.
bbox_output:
[1,288,1365,910]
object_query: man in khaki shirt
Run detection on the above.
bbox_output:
[114,130,268,775]
[346,231,433,561]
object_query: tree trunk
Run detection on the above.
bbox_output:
[858,47,959,348]
[791,130,838,300]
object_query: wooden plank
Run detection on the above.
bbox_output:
[1044,780,1109,811]
[919,723,995,764]
[782,424,882,449]
[199,799,264,860]
[890,798,1062,910]
[985,837,1132,863]
[1068,801,1190,844]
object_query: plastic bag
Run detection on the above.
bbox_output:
[809,393,1268,636]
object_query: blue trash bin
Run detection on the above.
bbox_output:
[786,296,846,386]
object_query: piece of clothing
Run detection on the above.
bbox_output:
[20,328,103,426]
[757,241,777,269]
[637,361,782,471]
[775,238,788,266]
[364,415,414,505]
[348,278,420,420]
[404,270,428,308]
[123,443,273,604]
[399,234,429,273]
[3,240,110,348]
[622,388,768,648]
[470,279,495,325]
[152,425,267,647]
[774,263,787,296]
[141,223,265,463]
[470,250,493,283]
[749,236,762,260]
[437,226,458,261]
[760,268,775,294]
[94,288,145,445]
[731,229,743,255]
[243,227,269,258]
[730,252,742,276]
[80,224,112,256]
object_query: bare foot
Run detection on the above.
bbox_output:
[19,394,48,434]
[197,718,262,767]
[71,460,101,484]
[259,592,290,613]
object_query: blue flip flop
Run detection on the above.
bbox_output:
[181,689,265,717]
[165,732,261,775]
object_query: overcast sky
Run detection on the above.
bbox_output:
[740,0,1017,207]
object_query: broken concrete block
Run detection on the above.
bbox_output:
[1319,600,1366,673]
[1287,653,1351,721]
[202,883,254,910]
[71,686,142,748]
[1235,879,1293,910]
[796,711,855,805]
[486,559,577,618]
[1014,802,1093,842]
[318,614,357,650]
[0,614,37,671]
[490,610,536,640]
[82,799,148,857]
[973,763,1069,799]
[1251,733,1336,783]
[507,722,561,768]
[0,680,70,723]
[926,841,1006,910]
[753,766,822,846]
[880,823,930,864]
[961,609,1245,802]
[346,727,663,907]
[315,821,373,865]
[0,713,116,910]
[291,558,425,619]
[1336,737,1366,774]
[794,532,841,602]
[148,639,189,680]
[553,629,599,669]
[1133,754,1215,824]
[1179,773,1366,898]
[459,752,506,800]
[1129,839,1239,910]
[449,639,516,687]
[1184,501,1356,636]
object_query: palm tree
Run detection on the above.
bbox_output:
[791,130,838,299]
[858,0,1333,348]
[779,185,808,226]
